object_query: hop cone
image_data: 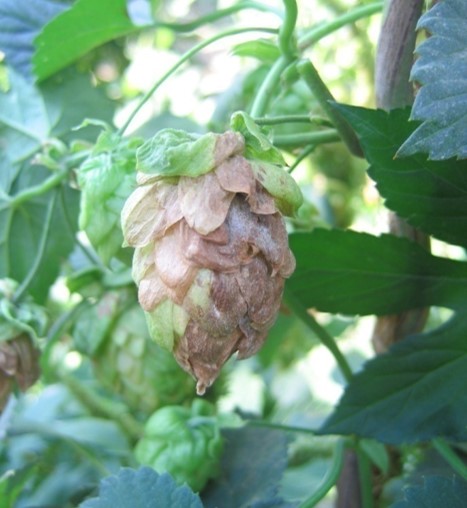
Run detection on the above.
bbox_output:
[0,333,40,410]
[122,126,302,394]
[135,399,224,492]
[73,292,200,414]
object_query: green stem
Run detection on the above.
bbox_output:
[299,439,347,508]
[357,446,375,508]
[4,168,68,209]
[119,26,277,136]
[246,419,319,435]
[284,287,353,382]
[288,144,316,173]
[250,56,291,117]
[433,438,467,479]
[250,0,299,117]
[253,114,332,127]
[61,374,144,440]
[13,189,59,303]
[296,60,363,157]
[153,2,280,32]
[272,129,341,149]
[298,2,383,49]
[279,0,298,59]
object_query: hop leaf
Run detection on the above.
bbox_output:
[121,128,301,394]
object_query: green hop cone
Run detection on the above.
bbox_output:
[121,121,302,394]
[73,292,199,414]
[78,129,143,265]
[134,399,224,492]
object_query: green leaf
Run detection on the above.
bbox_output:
[0,0,66,79]
[391,476,467,508]
[202,427,294,508]
[33,0,143,81]
[0,167,79,303]
[333,105,467,248]
[41,68,116,141]
[0,69,51,163]
[232,39,280,63]
[320,315,467,443]
[287,229,467,316]
[79,467,203,508]
[397,0,467,160]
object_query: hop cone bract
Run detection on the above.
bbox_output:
[122,127,301,394]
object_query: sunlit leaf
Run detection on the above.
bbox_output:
[33,0,145,81]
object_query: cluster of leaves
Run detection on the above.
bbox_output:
[0,0,466,507]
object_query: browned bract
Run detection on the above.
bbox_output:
[127,134,296,395]
[0,334,40,411]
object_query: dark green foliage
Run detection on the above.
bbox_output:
[398,0,467,159]
[202,427,295,508]
[80,468,204,508]
[391,476,467,508]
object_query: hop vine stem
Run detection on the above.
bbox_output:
[299,439,347,508]
[118,26,278,136]
[284,288,353,383]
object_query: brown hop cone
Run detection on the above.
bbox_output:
[122,124,302,394]
[0,334,40,410]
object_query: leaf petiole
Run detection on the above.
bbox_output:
[284,287,353,382]
[298,1,384,49]
[152,1,281,32]
[299,438,347,507]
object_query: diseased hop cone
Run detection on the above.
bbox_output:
[0,334,40,410]
[122,124,302,394]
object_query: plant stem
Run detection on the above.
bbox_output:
[296,60,363,157]
[278,0,298,59]
[4,168,69,209]
[249,56,290,117]
[253,114,332,127]
[299,439,347,508]
[288,144,316,173]
[273,128,341,149]
[119,26,277,136]
[298,2,384,50]
[432,438,467,479]
[13,188,59,303]
[153,1,281,32]
[357,446,375,508]
[246,419,319,435]
[250,0,299,117]
[284,287,353,382]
